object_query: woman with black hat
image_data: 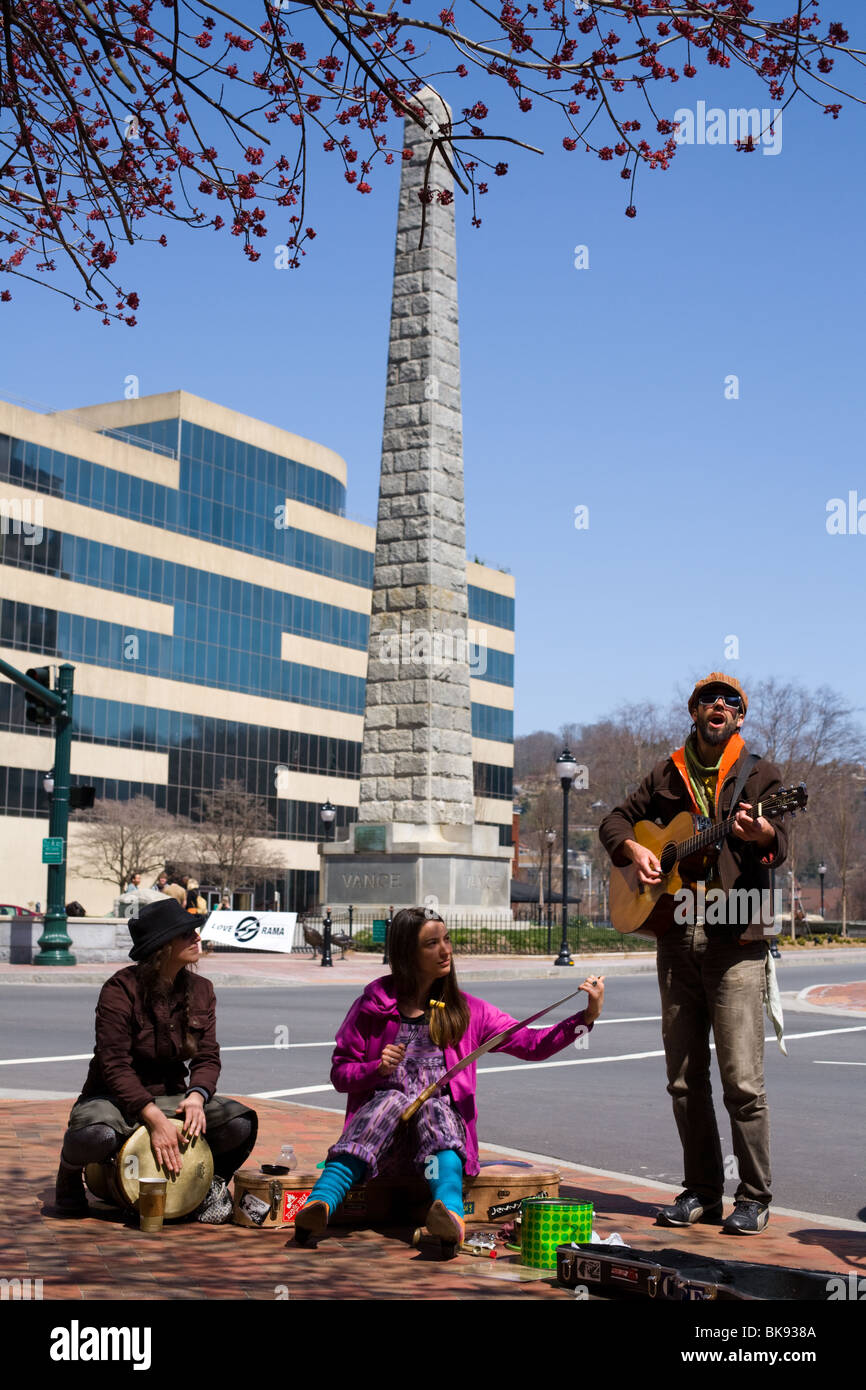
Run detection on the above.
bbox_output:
[54,897,258,1221]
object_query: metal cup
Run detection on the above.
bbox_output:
[138,1177,168,1233]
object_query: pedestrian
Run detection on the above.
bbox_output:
[152,872,168,892]
[294,906,604,1244]
[54,898,257,1222]
[185,879,207,915]
[125,871,142,892]
[598,673,787,1235]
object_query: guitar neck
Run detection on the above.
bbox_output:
[676,806,757,864]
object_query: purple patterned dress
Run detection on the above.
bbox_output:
[328,1013,467,1178]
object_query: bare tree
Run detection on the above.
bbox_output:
[191,779,282,894]
[745,679,865,936]
[822,764,866,935]
[514,730,559,781]
[518,782,560,899]
[746,679,863,789]
[72,796,185,893]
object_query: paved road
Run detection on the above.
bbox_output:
[1,959,863,1221]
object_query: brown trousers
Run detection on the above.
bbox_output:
[656,922,771,1206]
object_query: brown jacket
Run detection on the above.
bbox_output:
[78,966,221,1118]
[599,739,788,903]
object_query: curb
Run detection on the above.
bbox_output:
[1,947,865,987]
[477,1142,866,1233]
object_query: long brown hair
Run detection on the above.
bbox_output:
[137,946,199,1059]
[388,907,470,1050]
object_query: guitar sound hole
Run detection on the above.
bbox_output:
[659,843,677,875]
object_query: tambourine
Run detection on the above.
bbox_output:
[85,1118,213,1220]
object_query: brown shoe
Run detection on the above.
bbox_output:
[426,1200,465,1245]
[294,1199,329,1246]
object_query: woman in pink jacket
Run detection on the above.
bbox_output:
[295,906,605,1245]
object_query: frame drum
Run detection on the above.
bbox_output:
[85,1119,213,1220]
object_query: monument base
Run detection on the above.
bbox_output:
[321,823,513,921]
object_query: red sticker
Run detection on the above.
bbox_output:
[282,1189,313,1224]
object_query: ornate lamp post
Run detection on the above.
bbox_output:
[818,862,826,919]
[554,749,578,967]
[545,828,556,949]
[320,801,336,840]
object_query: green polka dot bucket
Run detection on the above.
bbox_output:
[520,1199,594,1269]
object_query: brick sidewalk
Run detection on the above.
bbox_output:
[800,981,866,1014]
[1,1097,861,1301]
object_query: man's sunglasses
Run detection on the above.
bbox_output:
[697,690,742,710]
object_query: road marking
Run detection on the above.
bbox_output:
[813,1060,866,1066]
[480,1049,666,1073]
[782,1025,866,1041]
[480,1023,866,1075]
[249,1084,334,1098]
[595,1015,662,1025]
[4,1023,861,1075]
[0,1041,335,1067]
[253,1024,866,1097]
[0,1020,666,1067]
[0,1053,92,1066]
[224,1042,334,1051]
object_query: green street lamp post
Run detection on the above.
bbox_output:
[38,664,76,964]
[0,658,76,964]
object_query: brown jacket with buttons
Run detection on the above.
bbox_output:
[599,736,789,937]
[77,966,221,1118]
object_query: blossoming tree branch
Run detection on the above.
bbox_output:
[0,0,861,323]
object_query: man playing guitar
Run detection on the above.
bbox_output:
[599,674,786,1235]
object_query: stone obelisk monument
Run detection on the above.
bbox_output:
[322,88,512,917]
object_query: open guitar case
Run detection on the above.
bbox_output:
[557,1243,838,1301]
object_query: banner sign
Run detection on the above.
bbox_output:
[200,911,298,953]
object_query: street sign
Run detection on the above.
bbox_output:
[42,837,64,864]
[372,919,386,944]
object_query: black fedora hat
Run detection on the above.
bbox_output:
[128,898,200,962]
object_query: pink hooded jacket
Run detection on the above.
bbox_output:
[330,975,593,1176]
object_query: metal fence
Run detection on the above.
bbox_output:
[310,908,650,956]
[204,905,650,956]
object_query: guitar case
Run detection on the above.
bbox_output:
[556,1243,839,1301]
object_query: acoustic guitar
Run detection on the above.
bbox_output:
[609,784,808,934]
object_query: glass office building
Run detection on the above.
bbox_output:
[0,392,515,911]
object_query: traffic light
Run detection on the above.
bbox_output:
[25,667,53,725]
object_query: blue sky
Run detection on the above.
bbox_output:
[2,3,864,738]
